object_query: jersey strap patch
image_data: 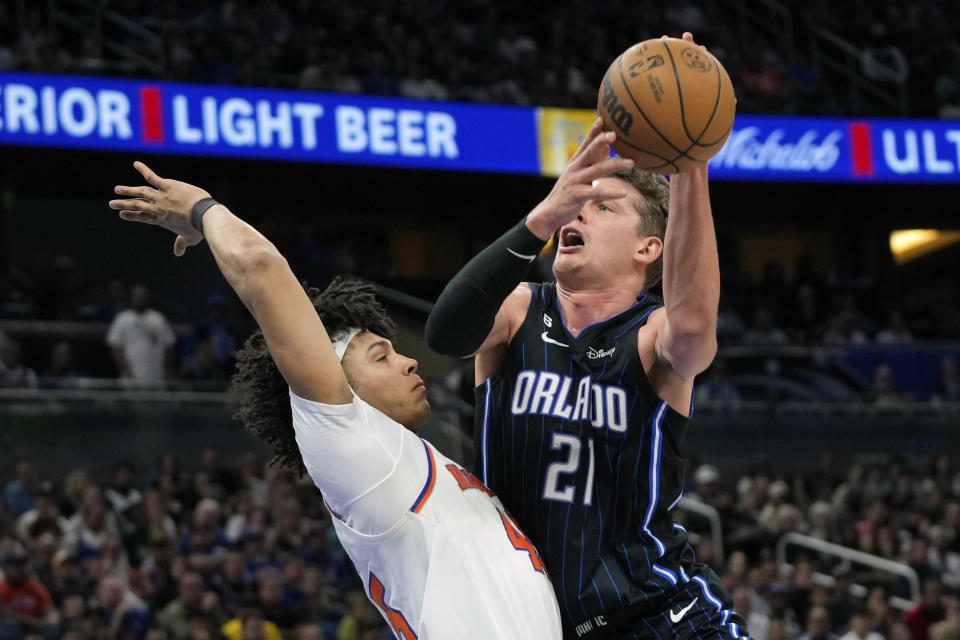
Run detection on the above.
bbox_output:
[369,572,418,639]
[446,463,495,497]
[410,440,437,514]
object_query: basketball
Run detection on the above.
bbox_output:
[597,37,736,173]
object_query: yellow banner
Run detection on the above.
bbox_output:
[536,108,597,177]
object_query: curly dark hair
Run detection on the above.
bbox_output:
[230,276,396,474]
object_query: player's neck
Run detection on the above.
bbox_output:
[555,283,640,337]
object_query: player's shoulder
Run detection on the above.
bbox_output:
[504,282,536,316]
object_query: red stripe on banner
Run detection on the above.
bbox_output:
[849,122,874,177]
[140,87,164,143]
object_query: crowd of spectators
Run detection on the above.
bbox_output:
[0,451,391,640]
[2,250,960,403]
[0,0,958,117]
[1,447,959,640]
[677,450,960,640]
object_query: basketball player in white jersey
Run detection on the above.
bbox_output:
[108,162,562,639]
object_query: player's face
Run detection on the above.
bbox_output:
[553,177,661,288]
[342,332,430,431]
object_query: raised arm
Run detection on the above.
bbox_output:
[425,118,634,357]
[653,33,722,379]
[654,163,720,378]
[108,162,350,405]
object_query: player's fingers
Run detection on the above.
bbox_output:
[109,198,156,212]
[174,235,197,257]
[569,117,605,162]
[575,157,635,184]
[114,185,156,202]
[118,209,160,225]
[580,130,618,167]
[683,32,695,43]
[133,161,166,189]
[569,183,628,204]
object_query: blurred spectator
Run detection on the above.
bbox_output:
[840,609,884,640]
[929,620,960,640]
[15,482,68,541]
[178,340,227,384]
[221,607,281,640]
[97,279,129,322]
[60,592,94,636]
[4,462,37,516]
[180,500,230,578]
[40,340,79,388]
[105,462,144,523]
[743,308,789,345]
[868,364,912,406]
[927,525,960,591]
[932,357,960,403]
[48,548,91,607]
[904,580,947,640]
[824,297,873,346]
[355,618,388,640]
[157,572,223,640]
[690,464,722,506]
[0,545,59,637]
[105,284,176,385]
[181,294,238,375]
[293,623,325,640]
[335,591,381,640]
[801,605,839,640]
[0,340,38,389]
[734,586,772,640]
[807,501,835,541]
[200,448,241,501]
[695,359,742,404]
[860,24,909,84]
[255,570,299,631]
[60,469,93,519]
[211,552,256,614]
[875,311,914,345]
[97,575,151,640]
[63,486,120,567]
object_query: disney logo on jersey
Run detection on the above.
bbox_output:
[510,370,628,433]
[542,314,553,328]
[586,346,616,360]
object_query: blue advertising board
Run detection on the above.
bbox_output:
[706,115,960,183]
[0,72,539,174]
[1,72,959,183]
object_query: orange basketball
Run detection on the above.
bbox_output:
[597,37,736,173]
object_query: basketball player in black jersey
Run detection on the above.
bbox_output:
[427,32,747,640]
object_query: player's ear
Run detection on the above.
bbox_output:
[634,236,662,267]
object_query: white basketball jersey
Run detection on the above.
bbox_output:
[290,391,562,639]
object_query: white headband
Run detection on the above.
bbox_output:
[330,327,362,362]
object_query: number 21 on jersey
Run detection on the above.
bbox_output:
[543,433,595,505]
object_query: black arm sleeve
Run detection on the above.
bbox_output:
[425,218,546,357]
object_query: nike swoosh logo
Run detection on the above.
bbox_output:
[669,597,698,623]
[507,247,537,262]
[540,331,569,348]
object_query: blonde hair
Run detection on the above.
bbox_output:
[613,168,669,290]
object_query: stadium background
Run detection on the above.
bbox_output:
[1,1,959,639]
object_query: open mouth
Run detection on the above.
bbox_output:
[559,228,586,252]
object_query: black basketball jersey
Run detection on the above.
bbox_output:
[474,282,695,635]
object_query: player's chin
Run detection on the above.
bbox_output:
[410,403,431,431]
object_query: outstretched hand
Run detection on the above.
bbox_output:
[109,161,210,256]
[525,117,635,239]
